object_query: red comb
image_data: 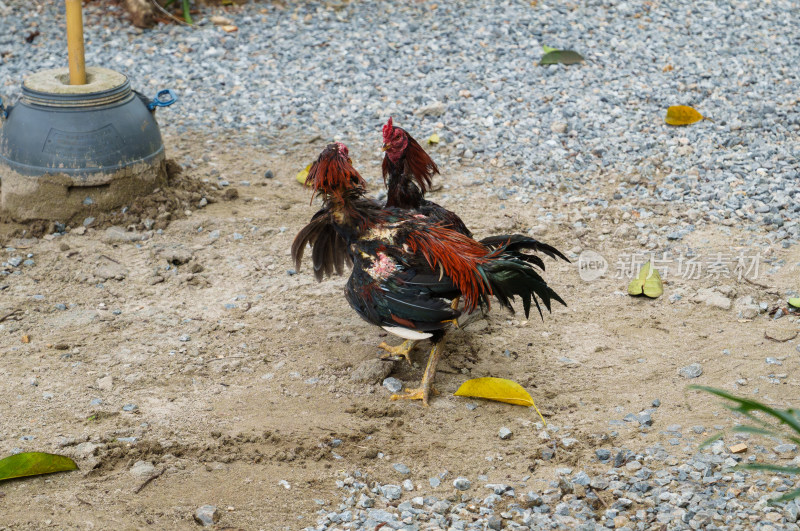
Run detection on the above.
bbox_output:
[382,117,394,144]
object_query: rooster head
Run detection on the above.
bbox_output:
[382,117,409,163]
[306,142,366,201]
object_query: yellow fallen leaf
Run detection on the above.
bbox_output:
[628,261,663,299]
[788,298,800,309]
[454,377,546,424]
[21,334,30,343]
[665,105,709,126]
[427,133,440,145]
[296,164,312,186]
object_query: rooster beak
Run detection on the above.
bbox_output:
[381,143,390,152]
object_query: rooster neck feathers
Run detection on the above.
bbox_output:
[382,120,439,208]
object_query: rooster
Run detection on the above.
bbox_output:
[293,143,567,405]
[382,117,471,236]
[381,118,550,362]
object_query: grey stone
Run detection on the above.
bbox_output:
[381,484,402,500]
[382,377,403,393]
[488,515,503,530]
[573,471,591,486]
[498,427,512,439]
[775,443,797,454]
[357,493,374,508]
[129,460,155,477]
[693,289,731,310]
[453,477,471,490]
[679,363,703,379]
[194,505,219,527]
[414,101,447,117]
[393,463,410,475]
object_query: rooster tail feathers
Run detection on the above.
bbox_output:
[479,234,570,267]
[292,211,351,281]
[482,260,566,320]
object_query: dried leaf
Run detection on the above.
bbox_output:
[628,261,663,299]
[540,50,584,65]
[221,25,238,33]
[454,377,546,423]
[788,298,800,309]
[21,334,30,343]
[427,133,440,145]
[0,452,78,482]
[296,164,312,186]
[665,105,708,126]
[209,15,234,26]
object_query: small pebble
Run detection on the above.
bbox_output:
[382,377,403,393]
[453,477,471,491]
[498,427,512,440]
[194,505,219,527]
[678,363,703,379]
[393,463,410,475]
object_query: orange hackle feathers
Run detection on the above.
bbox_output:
[381,119,439,195]
[406,226,498,312]
[306,142,367,203]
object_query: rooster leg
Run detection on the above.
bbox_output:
[450,296,460,310]
[391,340,444,406]
[378,339,417,365]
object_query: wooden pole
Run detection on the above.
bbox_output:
[65,0,86,85]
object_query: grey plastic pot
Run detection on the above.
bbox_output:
[0,66,176,222]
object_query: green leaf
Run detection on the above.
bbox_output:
[697,432,723,449]
[541,45,558,54]
[627,261,663,298]
[731,425,781,438]
[540,50,584,65]
[690,386,800,436]
[182,0,193,24]
[0,452,78,482]
[768,487,800,504]
[789,298,800,309]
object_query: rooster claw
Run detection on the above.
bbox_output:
[377,340,415,365]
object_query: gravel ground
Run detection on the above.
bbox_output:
[2,0,799,242]
[2,1,800,529]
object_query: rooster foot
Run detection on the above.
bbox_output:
[378,339,416,365]
[390,386,439,406]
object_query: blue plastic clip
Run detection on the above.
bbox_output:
[148,89,177,111]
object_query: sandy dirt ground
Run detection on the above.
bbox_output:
[0,132,798,530]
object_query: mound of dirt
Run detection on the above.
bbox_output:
[0,160,223,242]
